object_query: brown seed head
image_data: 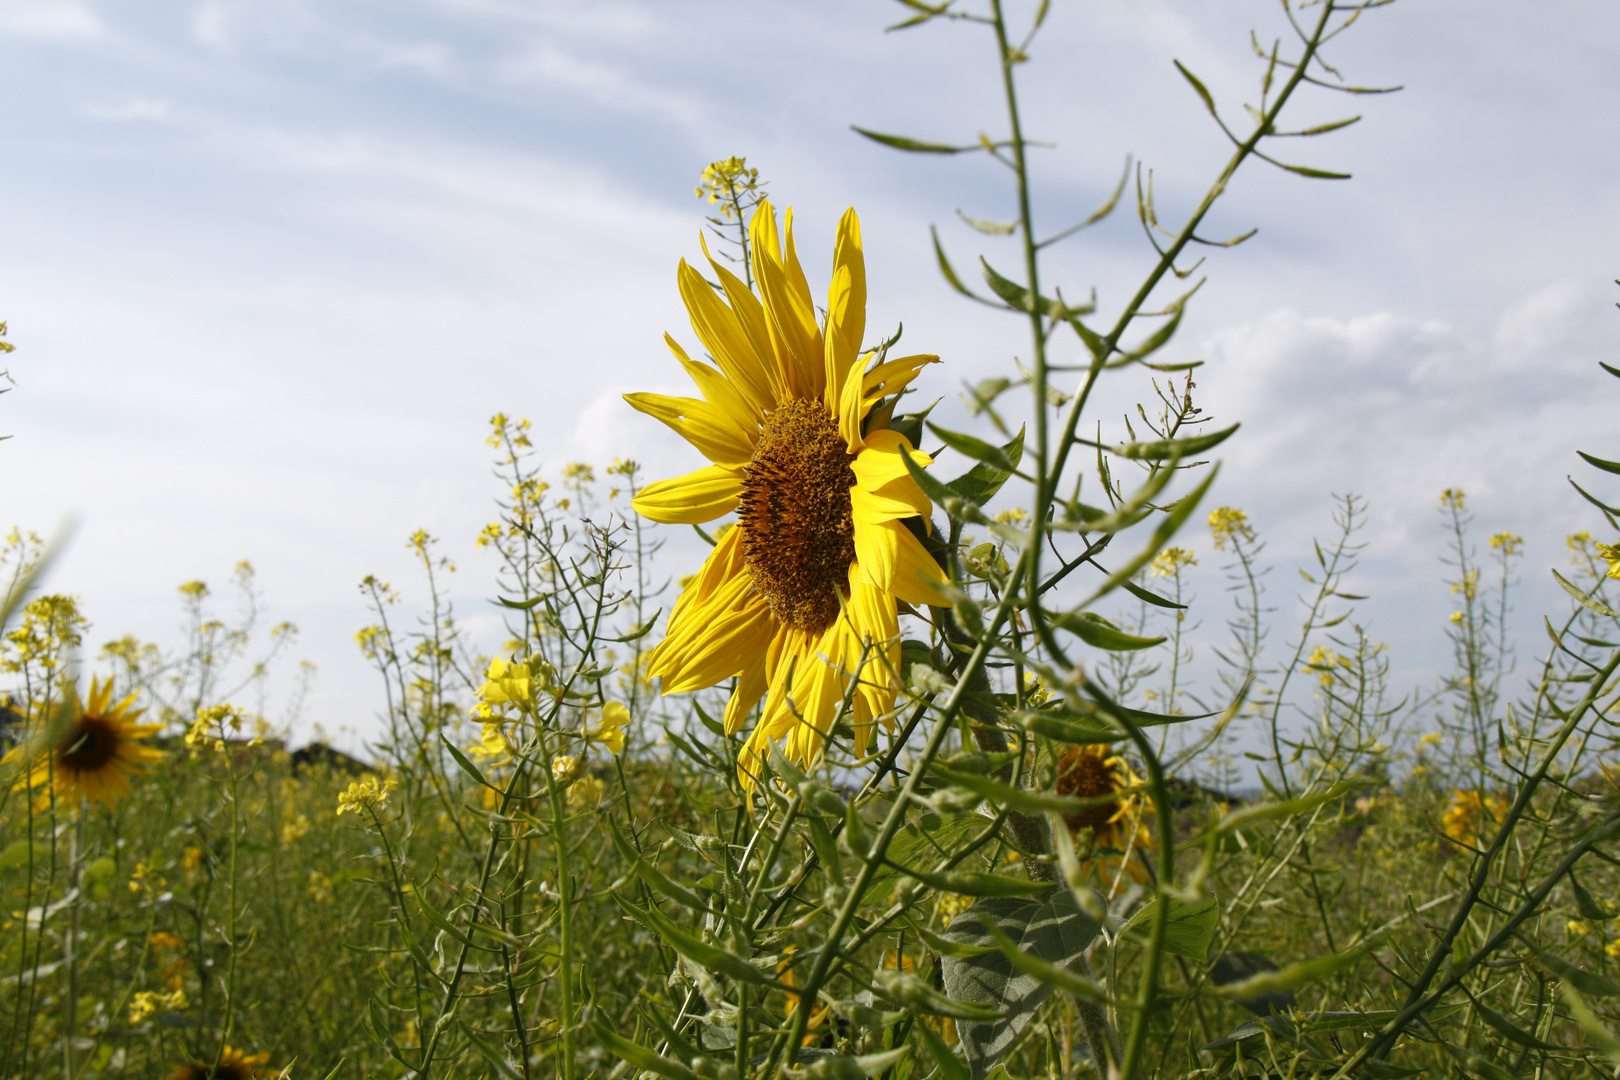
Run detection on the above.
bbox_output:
[738,399,856,635]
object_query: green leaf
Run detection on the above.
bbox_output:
[853,126,974,154]
[931,227,992,304]
[606,819,714,914]
[608,610,662,642]
[1082,467,1218,608]
[1437,1041,1517,1080]
[592,1021,700,1080]
[415,893,476,951]
[1212,778,1362,835]
[1572,871,1616,921]
[927,766,1091,817]
[947,427,1025,506]
[1119,577,1187,610]
[1466,991,1563,1051]
[1114,297,1189,365]
[975,911,1108,1002]
[494,594,544,611]
[908,921,998,960]
[614,895,774,987]
[0,840,48,873]
[1111,423,1239,461]
[1274,162,1353,180]
[1173,60,1217,116]
[979,258,1055,315]
[1013,702,1201,745]
[1578,451,1620,476]
[1553,568,1619,618]
[912,1022,971,1080]
[1212,946,1367,1001]
[1559,981,1620,1065]
[928,423,1017,473]
[1049,611,1166,651]
[1529,943,1620,997]
[938,888,1102,1077]
[461,1023,523,1080]
[872,969,1006,1022]
[1121,894,1218,961]
[801,1046,911,1079]
[439,736,499,792]
[893,863,1052,898]
[957,209,1016,236]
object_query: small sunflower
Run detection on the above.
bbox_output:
[628,201,950,781]
[1055,744,1148,852]
[8,678,162,807]
[165,1046,271,1080]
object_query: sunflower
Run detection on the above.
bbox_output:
[7,677,162,808]
[165,1046,270,1080]
[628,201,950,781]
[1055,744,1149,852]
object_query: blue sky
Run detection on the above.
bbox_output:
[4,0,1618,748]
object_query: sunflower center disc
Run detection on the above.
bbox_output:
[57,716,119,775]
[739,399,857,635]
[1058,748,1119,832]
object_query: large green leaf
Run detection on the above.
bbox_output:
[1121,894,1218,961]
[937,888,1102,1078]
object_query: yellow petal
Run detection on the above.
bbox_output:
[750,201,823,401]
[677,258,776,414]
[665,338,759,435]
[862,353,940,406]
[824,263,858,418]
[850,433,933,522]
[724,652,769,736]
[623,392,754,468]
[700,233,788,406]
[665,524,747,629]
[823,208,867,418]
[633,464,743,524]
[653,573,775,693]
[855,518,952,607]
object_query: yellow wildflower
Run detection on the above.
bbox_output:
[1488,532,1523,556]
[586,701,629,755]
[472,654,554,719]
[1150,546,1197,577]
[1597,542,1620,580]
[129,988,187,1025]
[336,774,397,816]
[1439,488,1466,511]
[568,774,606,809]
[1209,507,1256,551]
[1441,789,1507,849]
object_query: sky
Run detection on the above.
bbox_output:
[3,0,1618,752]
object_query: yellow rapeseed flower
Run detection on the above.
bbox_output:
[1208,507,1255,551]
[335,774,396,816]
[1597,542,1620,580]
[627,202,950,783]
[6,677,162,808]
[1441,789,1507,849]
[585,701,629,755]
[472,655,554,719]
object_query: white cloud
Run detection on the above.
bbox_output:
[0,0,101,39]
[84,97,172,122]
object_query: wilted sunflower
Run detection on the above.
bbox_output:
[8,677,162,807]
[165,1046,270,1080]
[628,201,949,780]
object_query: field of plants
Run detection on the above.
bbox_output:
[4,1,1620,1079]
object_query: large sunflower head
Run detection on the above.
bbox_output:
[11,677,163,808]
[165,1046,271,1080]
[627,201,951,782]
